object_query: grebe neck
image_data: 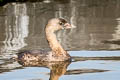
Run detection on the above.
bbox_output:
[45,26,67,55]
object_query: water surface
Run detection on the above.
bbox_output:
[0,0,120,80]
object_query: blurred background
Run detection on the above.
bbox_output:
[1,0,120,55]
[0,0,120,80]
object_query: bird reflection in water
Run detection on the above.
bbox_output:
[18,60,71,80]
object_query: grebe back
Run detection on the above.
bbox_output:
[17,18,72,62]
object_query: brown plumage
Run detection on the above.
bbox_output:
[17,18,72,62]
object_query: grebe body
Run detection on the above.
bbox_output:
[17,18,72,62]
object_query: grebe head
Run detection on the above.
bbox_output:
[46,18,72,32]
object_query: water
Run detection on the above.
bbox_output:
[0,0,120,80]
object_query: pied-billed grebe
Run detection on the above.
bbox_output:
[17,18,72,62]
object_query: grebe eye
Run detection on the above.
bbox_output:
[59,22,63,25]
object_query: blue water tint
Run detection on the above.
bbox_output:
[68,60,120,70]
[0,67,50,80]
[0,51,120,80]
[61,60,120,80]
[60,71,120,80]
[69,51,120,71]
[69,51,120,57]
